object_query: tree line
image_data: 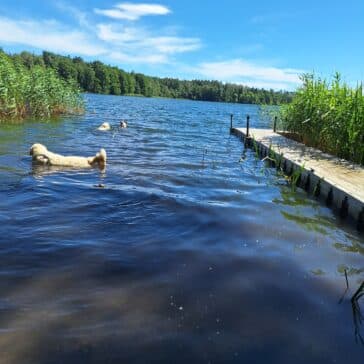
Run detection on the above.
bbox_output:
[6,50,293,105]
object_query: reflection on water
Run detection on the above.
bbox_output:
[0,95,363,363]
[31,163,107,177]
[351,282,364,345]
[273,188,319,208]
[280,211,332,235]
[334,241,364,255]
[310,269,326,276]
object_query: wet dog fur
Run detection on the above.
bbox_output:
[30,143,107,170]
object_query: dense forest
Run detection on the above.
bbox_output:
[4,50,293,105]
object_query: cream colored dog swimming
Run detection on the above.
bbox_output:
[30,143,107,169]
[98,122,111,131]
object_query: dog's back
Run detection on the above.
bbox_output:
[31,143,107,169]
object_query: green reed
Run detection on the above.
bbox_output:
[279,73,364,165]
[0,52,83,121]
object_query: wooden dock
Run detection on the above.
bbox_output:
[232,127,364,231]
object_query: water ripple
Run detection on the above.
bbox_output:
[0,95,363,364]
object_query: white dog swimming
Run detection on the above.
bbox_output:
[98,122,111,131]
[30,143,107,169]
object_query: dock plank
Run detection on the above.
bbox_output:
[233,127,364,228]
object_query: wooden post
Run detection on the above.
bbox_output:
[246,115,250,138]
[273,116,277,133]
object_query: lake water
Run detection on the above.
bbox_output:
[0,94,363,363]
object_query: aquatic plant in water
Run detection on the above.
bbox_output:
[0,52,83,121]
[279,73,364,165]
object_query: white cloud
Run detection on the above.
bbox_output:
[95,3,171,21]
[109,51,168,64]
[55,2,92,30]
[0,17,106,56]
[236,80,295,90]
[148,36,201,54]
[194,59,304,90]
[97,24,144,43]
[96,24,201,64]
[0,7,200,66]
[0,6,302,90]
[97,23,201,53]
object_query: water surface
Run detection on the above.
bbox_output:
[0,95,363,363]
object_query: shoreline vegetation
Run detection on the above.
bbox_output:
[2,50,293,107]
[0,49,362,166]
[0,51,83,121]
[279,73,364,166]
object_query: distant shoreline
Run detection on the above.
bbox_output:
[83,92,278,106]
[4,49,294,106]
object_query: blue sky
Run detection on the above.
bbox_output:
[0,0,363,90]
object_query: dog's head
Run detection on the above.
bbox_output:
[30,143,48,157]
[88,148,107,169]
[98,122,111,131]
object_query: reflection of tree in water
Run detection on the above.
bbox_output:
[310,269,325,276]
[273,188,318,208]
[280,211,332,234]
[31,164,106,181]
[334,241,364,255]
[274,188,341,235]
[351,282,364,345]
[339,275,364,345]
[338,264,364,277]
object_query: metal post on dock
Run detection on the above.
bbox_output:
[230,114,233,131]
[273,116,277,133]
[246,115,250,138]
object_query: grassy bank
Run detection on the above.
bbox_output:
[0,52,83,121]
[279,73,364,165]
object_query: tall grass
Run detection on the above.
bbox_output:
[0,52,83,121]
[280,73,364,165]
